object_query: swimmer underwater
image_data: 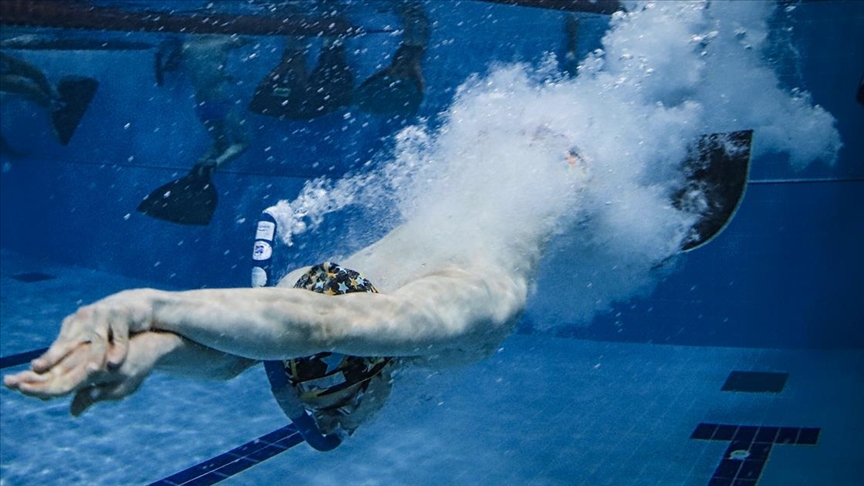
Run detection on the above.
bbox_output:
[0,0,838,452]
[3,4,754,436]
[3,121,749,442]
[3,46,755,440]
[2,211,532,438]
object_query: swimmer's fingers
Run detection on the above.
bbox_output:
[35,290,156,374]
[12,344,101,399]
[3,369,69,399]
[92,298,144,369]
[32,306,110,373]
[3,369,50,392]
[69,333,160,416]
[30,315,83,373]
[106,319,129,369]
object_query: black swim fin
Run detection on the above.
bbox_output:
[354,45,425,117]
[137,167,218,226]
[52,76,99,145]
[676,130,752,252]
[355,71,423,117]
[250,42,353,120]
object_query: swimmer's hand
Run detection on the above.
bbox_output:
[30,289,160,377]
[3,333,167,416]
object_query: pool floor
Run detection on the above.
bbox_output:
[1,249,862,485]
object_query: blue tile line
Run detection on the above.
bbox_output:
[149,425,304,486]
[0,347,49,370]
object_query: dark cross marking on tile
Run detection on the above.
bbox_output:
[10,272,56,283]
[721,371,788,393]
[691,423,820,486]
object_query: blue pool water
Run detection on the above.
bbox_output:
[1,1,863,485]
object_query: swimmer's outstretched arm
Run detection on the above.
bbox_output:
[28,264,527,378]
[4,331,257,414]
